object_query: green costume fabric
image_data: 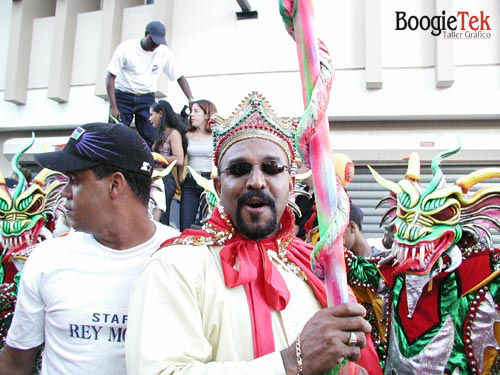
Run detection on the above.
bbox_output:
[347,147,500,374]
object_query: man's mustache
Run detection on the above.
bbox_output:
[237,190,275,210]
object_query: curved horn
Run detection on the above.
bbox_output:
[456,168,500,193]
[423,143,461,197]
[12,133,35,201]
[0,169,7,193]
[33,168,56,186]
[368,165,402,194]
[295,170,312,181]
[405,152,420,181]
[152,152,169,166]
[152,160,177,180]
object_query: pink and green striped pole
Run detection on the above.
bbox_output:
[280,0,350,307]
[281,3,353,373]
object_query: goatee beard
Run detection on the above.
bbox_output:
[236,190,277,240]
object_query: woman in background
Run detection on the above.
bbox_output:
[180,99,217,231]
[150,100,187,225]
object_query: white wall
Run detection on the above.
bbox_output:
[28,16,54,89]
[454,0,499,65]
[0,86,109,130]
[0,2,13,90]
[382,0,434,68]
[71,10,102,86]
[164,0,500,117]
[0,0,499,175]
[122,5,154,40]
[331,122,500,163]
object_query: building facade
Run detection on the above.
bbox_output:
[1,0,499,238]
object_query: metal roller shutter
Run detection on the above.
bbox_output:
[347,164,500,247]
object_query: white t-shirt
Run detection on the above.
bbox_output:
[7,221,178,375]
[107,38,182,94]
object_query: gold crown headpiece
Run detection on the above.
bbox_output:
[211,92,298,167]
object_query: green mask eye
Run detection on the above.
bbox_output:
[423,197,446,211]
[0,198,8,212]
[22,196,44,215]
[399,191,412,209]
[430,205,458,222]
[17,195,33,211]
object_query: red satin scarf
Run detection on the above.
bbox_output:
[161,206,327,358]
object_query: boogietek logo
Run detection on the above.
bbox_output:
[396,10,492,39]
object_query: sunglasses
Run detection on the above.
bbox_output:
[222,161,290,177]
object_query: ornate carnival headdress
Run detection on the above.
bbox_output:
[211,92,298,167]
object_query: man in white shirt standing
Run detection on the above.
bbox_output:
[106,21,193,148]
[0,123,178,375]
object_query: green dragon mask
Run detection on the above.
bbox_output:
[0,135,67,280]
[369,145,500,276]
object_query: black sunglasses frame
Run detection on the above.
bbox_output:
[222,161,290,177]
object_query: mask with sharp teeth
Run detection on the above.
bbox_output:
[372,145,500,275]
[0,136,68,352]
[0,136,67,280]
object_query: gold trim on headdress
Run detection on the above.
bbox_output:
[212,92,298,167]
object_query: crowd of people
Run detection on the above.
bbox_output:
[104,19,219,230]
[0,94,382,374]
[1,19,475,375]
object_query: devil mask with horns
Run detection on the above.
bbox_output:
[0,137,67,352]
[346,146,500,374]
[369,146,500,276]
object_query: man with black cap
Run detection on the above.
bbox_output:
[106,21,193,147]
[0,123,177,375]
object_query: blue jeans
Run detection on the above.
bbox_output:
[159,174,177,226]
[179,174,205,231]
[115,90,156,148]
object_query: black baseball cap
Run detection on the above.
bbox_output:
[350,203,364,231]
[145,21,167,45]
[34,123,154,177]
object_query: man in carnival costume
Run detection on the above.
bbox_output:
[347,149,500,374]
[126,92,381,375]
[0,123,178,375]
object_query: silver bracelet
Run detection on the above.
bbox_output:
[295,334,303,375]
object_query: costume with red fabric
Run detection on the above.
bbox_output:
[0,139,66,354]
[162,205,382,374]
[347,148,500,374]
